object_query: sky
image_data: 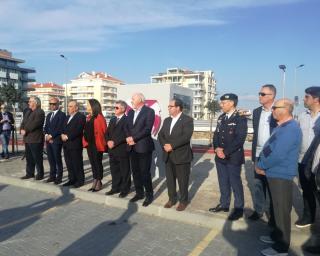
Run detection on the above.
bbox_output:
[1,0,319,111]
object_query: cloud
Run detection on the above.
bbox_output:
[0,0,301,53]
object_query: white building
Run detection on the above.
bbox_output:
[151,68,217,120]
[27,82,65,113]
[66,71,124,117]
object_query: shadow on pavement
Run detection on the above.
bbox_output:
[58,202,138,256]
[0,186,75,243]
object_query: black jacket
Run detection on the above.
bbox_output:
[158,113,194,164]
[125,105,155,153]
[62,112,86,150]
[0,111,14,134]
[105,115,129,157]
[21,108,45,143]
[44,110,66,144]
[251,106,277,162]
[213,111,247,165]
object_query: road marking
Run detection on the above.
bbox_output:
[0,199,79,229]
[188,228,220,256]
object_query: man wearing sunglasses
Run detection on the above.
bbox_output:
[256,99,302,256]
[295,87,320,229]
[249,84,277,223]
[44,97,66,184]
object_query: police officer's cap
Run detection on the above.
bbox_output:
[305,86,320,98]
[220,93,238,102]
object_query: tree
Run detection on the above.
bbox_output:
[0,82,26,109]
[205,99,221,146]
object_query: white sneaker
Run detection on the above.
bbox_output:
[261,247,288,256]
[259,236,275,244]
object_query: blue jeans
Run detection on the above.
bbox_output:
[0,130,11,156]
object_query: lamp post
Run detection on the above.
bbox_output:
[279,65,286,98]
[59,54,68,112]
[293,64,304,119]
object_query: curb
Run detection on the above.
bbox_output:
[0,174,311,244]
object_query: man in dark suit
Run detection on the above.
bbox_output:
[44,97,66,184]
[209,93,248,221]
[61,100,86,188]
[20,96,45,180]
[125,92,155,207]
[105,100,131,198]
[0,103,14,159]
[249,84,277,221]
[158,98,194,211]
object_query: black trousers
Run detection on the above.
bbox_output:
[268,177,293,253]
[298,163,316,222]
[216,161,244,209]
[109,153,131,193]
[64,147,84,185]
[87,146,104,180]
[47,142,63,179]
[165,158,190,204]
[130,151,153,198]
[25,143,44,177]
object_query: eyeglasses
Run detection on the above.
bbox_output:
[49,103,57,105]
[259,92,273,97]
[114,106,120,110]
[168,105,176,108]
[272,106,286,110]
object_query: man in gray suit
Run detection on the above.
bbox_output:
[158,98,194,211]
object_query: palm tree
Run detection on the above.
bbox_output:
[205,99,221,146]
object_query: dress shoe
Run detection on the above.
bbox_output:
[62,181,74,186]
[46,177,55,183]
[142,197,153,207]
[73,183,84,188]
[164,201,176,208]
[21,175,35,179]
[248,211,262,221]
[54,179,62,185]
[209,204,229,213]
[105,190,120,195]
[228,208,243,221]
[119,192,129,198]
[35,174,44,180]
[129,194,144,203]
[176,203,188,211]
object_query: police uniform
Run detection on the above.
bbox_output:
[212,94,248,213]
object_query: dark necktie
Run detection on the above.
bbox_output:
[116,117,120,124]
[50,112,55,122]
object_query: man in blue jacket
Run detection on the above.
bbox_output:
[256,99,302,256]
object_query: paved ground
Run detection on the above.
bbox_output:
[0,145,318,255]
[0,184,311,256]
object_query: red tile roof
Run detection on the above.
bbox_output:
[29,82,63,89]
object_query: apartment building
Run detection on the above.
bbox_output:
[67,71,124,117]
[27,82,65,113]
[0,49,35,93]
[151,68,216,120]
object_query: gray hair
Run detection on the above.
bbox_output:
[132,92,145,103]
[69,100,79,109]
[30,96,41,108]
[50,97,60,104]
[115,100,127,110]
[262,84,277,97]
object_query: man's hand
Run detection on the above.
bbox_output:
[20,129,26,136]
[126,136,135,145]
[215,147,225,159]
[61,134,68,142]
[163,144,173,153]
[107,140,115,149]
[255,166,266,176]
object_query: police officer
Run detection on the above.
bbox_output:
[209,93,248,221]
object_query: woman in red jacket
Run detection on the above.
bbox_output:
[83,99,107,192]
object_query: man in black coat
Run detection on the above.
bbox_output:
[20,96,45,180]
[209,93,248,221]
[44,97,66,184]
[0,103,14,159]
[158,98,194,211]
[249,84,277,222]
[105,100,131,197]
[61,100,86,188]
[125,92,155,207]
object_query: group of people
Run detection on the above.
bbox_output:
[4,84,320,255]
[208,85,320,256]
[19,93,194,211]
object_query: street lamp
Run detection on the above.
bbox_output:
[293,64,304,119]
[279,65,286,98]
[59,54,68,112]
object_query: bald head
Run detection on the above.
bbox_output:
[131,92,145,109]
[272,98,294,123]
